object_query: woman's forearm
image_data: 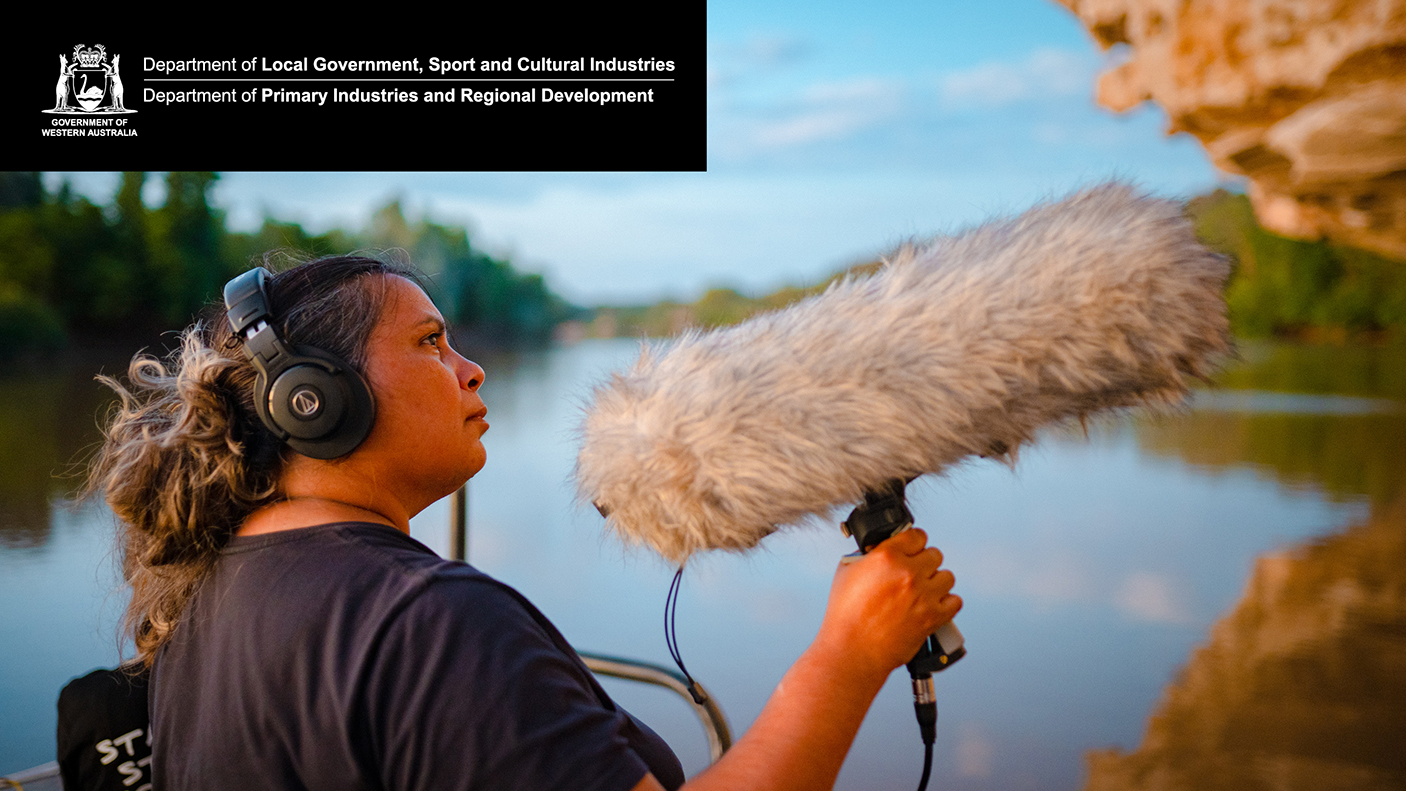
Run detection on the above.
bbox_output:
[633,530,959,791]
[680,640,891,791]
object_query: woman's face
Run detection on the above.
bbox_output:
[354,275,488,509]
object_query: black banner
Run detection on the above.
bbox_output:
[5,13,704,171]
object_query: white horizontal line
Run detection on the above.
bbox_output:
[143,78,676,82]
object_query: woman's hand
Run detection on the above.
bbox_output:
[812,528,962,682]
[674,527,961,791]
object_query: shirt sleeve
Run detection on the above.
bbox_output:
[362,574,654,791]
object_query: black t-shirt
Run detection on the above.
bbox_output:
[151,522,684,791]
[57,666,152,791]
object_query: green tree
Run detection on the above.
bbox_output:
[362,199,576,344]
[34,180,124,333]
[0,173,44,210]
[0,207,64,356]
[0,174,577,358]
[1187,190,1406,339]
[148,172,229,325]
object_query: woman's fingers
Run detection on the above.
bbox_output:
[931,567,956,594]
[933,593,964,627]
[919,548,947,580]
[870,530,946,580]
[816,524,964,678]
[881,528,944,562]
[883,535,958,632]
[884,527,930,556]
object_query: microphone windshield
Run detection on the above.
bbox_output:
[576,183,1231,565]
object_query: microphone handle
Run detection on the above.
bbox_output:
[907,621,966,677]
[841,479,966,676]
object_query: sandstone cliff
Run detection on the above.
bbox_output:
[1058,0,1406,260]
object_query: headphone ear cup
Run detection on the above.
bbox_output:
[268,364,348,441]
[266,349,376,460]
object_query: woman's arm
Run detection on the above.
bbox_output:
[634,528,961,791]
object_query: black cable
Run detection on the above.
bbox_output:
[912,674,937,791]
[664,567,684,672]
[916,740,934,791]
[668,553,938,789]
[664,567,708,704]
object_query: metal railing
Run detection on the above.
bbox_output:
[454,488,733,764]
[1,761,60,791]
[578,651,733,764]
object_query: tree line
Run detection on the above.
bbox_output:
[1186,190,1405,341]
[0,172,578,360]
[589,190,1405,342]
[4,174,1402,361]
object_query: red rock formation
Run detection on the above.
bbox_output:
[1058,0,1406,260]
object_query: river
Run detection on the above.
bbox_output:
[2,338,1403,789]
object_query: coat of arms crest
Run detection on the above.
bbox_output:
[49,44,134,114]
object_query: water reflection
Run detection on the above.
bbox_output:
[0,360,124,551]
[1079,342,1406,790]
[2,339,1404,788]
[1085,494,1406,790]
[1216,341,1406,403]
[1134,407,1406,507]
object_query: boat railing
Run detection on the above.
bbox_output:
[450,485,733,763]
[2,488,731,786]
[1,761,60,791]
[1,654,733,786]
[577,650,733,764]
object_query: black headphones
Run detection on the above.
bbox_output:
[222,267,376,460]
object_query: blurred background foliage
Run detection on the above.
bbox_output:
[587,262,882,338]
[1187,190,1406,342]
[0,172,579,361]
[592,192,1406,342]
[3,173,1404,361]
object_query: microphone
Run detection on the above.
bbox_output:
[575,182,1231,565]
[578,182,1230,788]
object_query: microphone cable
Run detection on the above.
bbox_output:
[667,504,948,791]
[665,567,709,704]
[841,480,960,791]
[912,671,937,791]
[918,741,934,791]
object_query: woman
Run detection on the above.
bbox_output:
[90,254,961,791]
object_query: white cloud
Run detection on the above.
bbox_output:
[1114,571,1194,624]
[422,171,1025,303]
[956,545,1203,625]
[747,77,906,149]
[965,547,1096,605]
[956,723,995,778]
[708,34,810,93]
[1032,121,1069,145]
[739,34,809,68]
[1022,553,1096,603]
[746,589,809,624]
[938,48,1093,109]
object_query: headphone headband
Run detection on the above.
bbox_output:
[223,267,273,337]
[222,267,376,460]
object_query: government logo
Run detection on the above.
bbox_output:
[47,44,135,115]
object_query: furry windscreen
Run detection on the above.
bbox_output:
[576,183,1232,565]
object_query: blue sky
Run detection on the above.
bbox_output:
[58,0,1232,305]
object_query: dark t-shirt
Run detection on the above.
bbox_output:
[150,522,684,791]
[57,666,152,791]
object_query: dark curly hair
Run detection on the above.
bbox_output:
[88,253,424,666]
